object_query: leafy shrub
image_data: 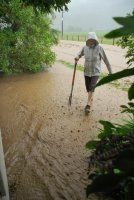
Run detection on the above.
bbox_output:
[86,119,134,200]
[86,10,134,200]
[0,0,57,74]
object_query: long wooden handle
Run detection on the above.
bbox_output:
[71,62,77,87]
[68,62,77,106]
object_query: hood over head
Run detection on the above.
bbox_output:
[86,32,99,45]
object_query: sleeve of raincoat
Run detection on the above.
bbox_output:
[99,46,112,74]
[77,46,84,58]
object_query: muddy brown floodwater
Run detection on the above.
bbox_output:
[0,41,130,200]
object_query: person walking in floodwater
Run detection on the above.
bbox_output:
[74,32,112,113]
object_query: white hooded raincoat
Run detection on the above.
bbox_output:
[77,32,112,77]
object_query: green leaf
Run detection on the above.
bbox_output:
[128,102,134,107]
[99,120,115,129]
[114,118,134,134]
[120,104,134,114]
[96,68,134,87]
[113,168,121,174]
[104,16,134,38]
[120,105,128,109]
[121,109,134,114]
[128,82,134,100]
[105,27,134,38]
[85,140,98,149]
[98,120,115,139]
[18,0,71,13]
[113,16,134,27]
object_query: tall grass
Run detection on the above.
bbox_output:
[58,59,129,91]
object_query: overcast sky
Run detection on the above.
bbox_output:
[52,0,134,32]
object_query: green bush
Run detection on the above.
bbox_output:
[86,10,134,200]
[0,0,57,73]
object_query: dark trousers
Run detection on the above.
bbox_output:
[84,76,99,92]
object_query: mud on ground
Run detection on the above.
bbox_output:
[0,40,130,200]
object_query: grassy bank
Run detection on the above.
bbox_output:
[58,59,129,91]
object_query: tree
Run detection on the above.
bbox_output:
[0,0,57,73]
[2,0,71,13]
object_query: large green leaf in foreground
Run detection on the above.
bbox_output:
[96,68,134,87]
[105,16,134,38]
[96,68,134,100]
